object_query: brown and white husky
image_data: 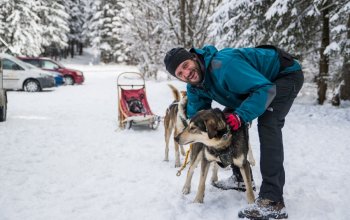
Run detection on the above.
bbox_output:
[175,108,255,204]
[163,84,188,167]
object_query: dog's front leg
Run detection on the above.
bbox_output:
[240,163,255,204]
[164,120,172,162]
[174,128,182,167]
[180,145,186,156]
[247,142,255,166]
[193,158,210,203]
[210,162,219,184]
[182,152,202,195]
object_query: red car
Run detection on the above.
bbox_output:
[18,57,84,85]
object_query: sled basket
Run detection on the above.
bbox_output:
[117,72,160,129]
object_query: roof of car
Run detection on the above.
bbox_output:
[0,53,15,59]
[17,57,52,60]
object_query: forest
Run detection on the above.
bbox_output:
[0,0,349,105]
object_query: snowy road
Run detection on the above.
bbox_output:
[0,64,350,220]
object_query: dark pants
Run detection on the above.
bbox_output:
[232,70,304,202]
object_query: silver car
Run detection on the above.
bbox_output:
[0,53,55,92]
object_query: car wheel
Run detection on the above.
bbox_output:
[64,76,75,85]
[0,91,6,122]
[0,106,6,122]
[24,79,41,92]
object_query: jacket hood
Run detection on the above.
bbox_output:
[190,45,218,69]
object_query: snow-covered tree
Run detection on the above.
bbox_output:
[83,0,102,56]
[98,0,126,63]
[121,0,220,79]
[121,0,166,78]
[38,0,69,58]
[65,0,85,57]
[209,0,272,48]
[165,0,221,48]
[83,0,126,63]
[0,0,43,56]
[330,1,350,105]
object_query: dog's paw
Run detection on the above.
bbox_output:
[175,162,181,168]
[193,197,204,203]
[182,186,191,195]
[249,159,256,166]
[210,177,218,184]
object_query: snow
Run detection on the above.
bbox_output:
[324,42,340,55]
[1,52,350,220]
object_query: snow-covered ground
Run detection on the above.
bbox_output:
[1,52,350,220]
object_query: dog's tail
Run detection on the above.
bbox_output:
[168,84,181,102]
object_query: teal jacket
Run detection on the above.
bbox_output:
[187,45,301,122]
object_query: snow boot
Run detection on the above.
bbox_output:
[212,175,256,192]
[238,197,288,219]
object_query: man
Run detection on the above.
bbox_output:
[164,45,304,219]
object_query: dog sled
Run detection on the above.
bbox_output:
[117,72,160,129]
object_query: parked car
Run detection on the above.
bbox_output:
[18,57,84,85]
[0,58,7,122]
[0,53,55,92]
[22,62,65,87]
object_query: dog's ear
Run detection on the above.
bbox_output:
[212,108,223,117]
[212,108,226,129]
[204,117,217,139]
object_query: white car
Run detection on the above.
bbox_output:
[0,53,55,92]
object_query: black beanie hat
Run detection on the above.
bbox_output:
[164,47,193,77]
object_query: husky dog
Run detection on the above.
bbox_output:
[175,108,255,204]
[164,84,188,167]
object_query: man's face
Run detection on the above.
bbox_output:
[174,58,202,84]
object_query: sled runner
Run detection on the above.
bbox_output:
[117,72,160,129]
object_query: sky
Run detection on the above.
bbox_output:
[0,50,350,220]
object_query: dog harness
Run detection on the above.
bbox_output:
[206,125,249,168]
[207,144,235,168]
[205,125,233,168]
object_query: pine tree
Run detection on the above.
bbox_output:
[98,0,126,63]
[0,0,43,56]
[65,0,85,58]
[121,0,165,78]
[84,0,103,59]
[165,0,221,48]
[121,0,220,79]
[330,1,350,105]
[210,0,273,48]
[38,0,69,59]
[83,0,126,63]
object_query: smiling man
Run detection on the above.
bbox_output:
[164,45,304,219]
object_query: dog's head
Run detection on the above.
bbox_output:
[175,108,230,147]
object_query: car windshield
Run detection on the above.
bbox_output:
[42,59,64,69]
[55,60,65,68]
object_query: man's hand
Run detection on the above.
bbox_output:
[225,113,241,131]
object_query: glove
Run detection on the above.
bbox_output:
[225,113,241,131]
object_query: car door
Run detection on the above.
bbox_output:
[2,58,26,90]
